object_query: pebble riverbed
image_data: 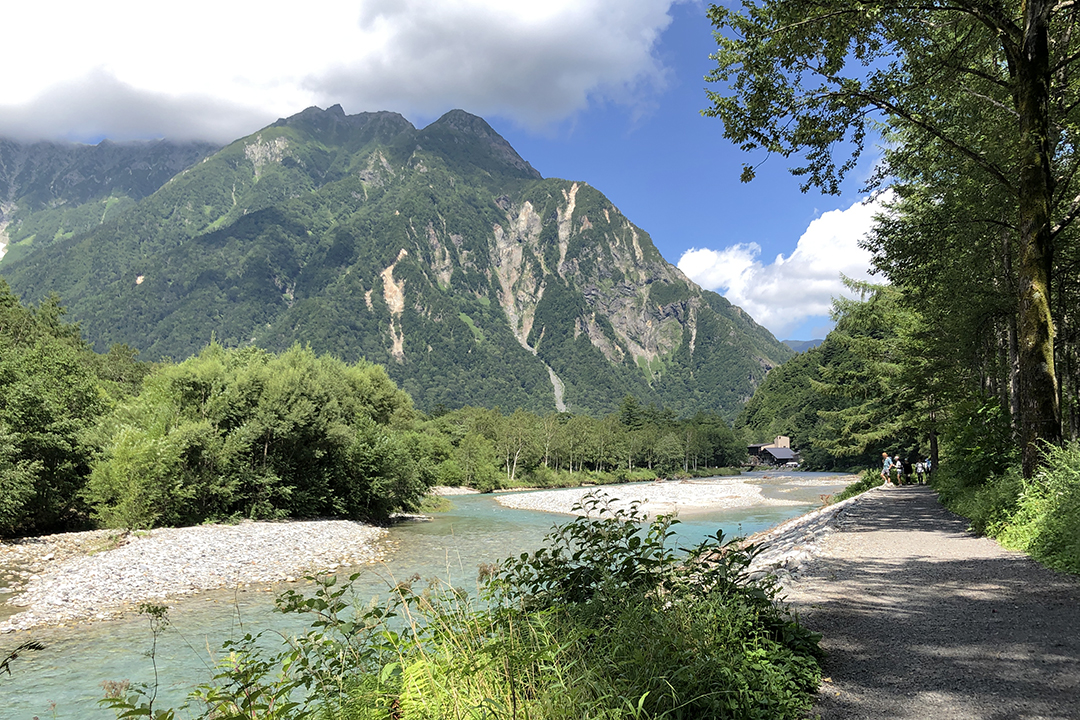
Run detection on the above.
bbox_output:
[493,476,816,517]
[0,520,387,633]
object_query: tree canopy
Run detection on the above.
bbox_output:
[706,0,1080,475]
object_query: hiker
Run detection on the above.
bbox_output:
[893,454,905,485]
[881,452,893,486]
[915,460,927,484]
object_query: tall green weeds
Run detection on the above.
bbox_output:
[829,470,882,503]
[935,442,1080,574]
[103,495,822,719]
[998,443,1080,573]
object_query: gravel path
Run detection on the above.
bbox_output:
[783,485,1080,720]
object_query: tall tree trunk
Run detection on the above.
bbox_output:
[930,428,939,478]
[1015,0,1062,477]
[1001,225,1022,431]
[1009,305,1022,431]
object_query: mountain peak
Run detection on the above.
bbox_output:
[1,106,790,419]
[431,109,498,136]
[273,106,415,142]
[423,109,541,179]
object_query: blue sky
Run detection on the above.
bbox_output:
[493,3,883,340]
[0,0,883,341]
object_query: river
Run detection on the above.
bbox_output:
[0,472,851,720]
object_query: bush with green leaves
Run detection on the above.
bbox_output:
[0,281,144,536]
[933,464,1024,536]
[104,495,822,719]
[934,441,1080,575]
[999,442,1080,573]
[86,342,425,528]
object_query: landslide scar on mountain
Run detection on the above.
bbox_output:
[381,249,408,362]
[556,183,580,275]
[492,200,544,351]
[244,135,290,179]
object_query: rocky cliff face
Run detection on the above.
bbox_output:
[0,107,790,418]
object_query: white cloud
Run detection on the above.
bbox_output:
[0,0,678,142]
[678,194,889,338]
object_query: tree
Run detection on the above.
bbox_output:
[86,343,423,527]
[496,409,540,484]
[812,282,924,464]
[0,282,113,535]
[455,433,499,490]
[706,0,1080,475]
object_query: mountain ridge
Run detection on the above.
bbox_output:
[0,106,792,418]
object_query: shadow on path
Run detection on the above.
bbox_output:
[785,485,1080,720]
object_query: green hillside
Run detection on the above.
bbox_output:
[0,137,218,265]
[0,106,792,418]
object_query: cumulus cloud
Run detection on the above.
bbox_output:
[678,194,889,338]
[0,0,678,142]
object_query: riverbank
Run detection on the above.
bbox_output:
[0,474,854,635]
[492,473,858,518]
[0,520,387,633]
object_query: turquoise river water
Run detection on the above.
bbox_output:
[0,472,851,720]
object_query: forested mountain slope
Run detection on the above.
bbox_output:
[0,137,219,264]
[0,106,792,418]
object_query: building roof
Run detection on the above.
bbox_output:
[764,447,798,461]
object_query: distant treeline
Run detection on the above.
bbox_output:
[0,280,747,537]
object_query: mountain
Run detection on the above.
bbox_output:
[0,106,793,418]
[782,339,825,353]
[0,137,219,264]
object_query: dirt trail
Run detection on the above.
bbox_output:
[784,485,1080,720]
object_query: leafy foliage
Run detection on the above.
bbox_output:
[935,442,1080,574]
[104,499,822,720]
[706,0,1078,474]
[0,279,148,536]
[85,343,424,527]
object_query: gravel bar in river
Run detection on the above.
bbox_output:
[493,474,848,517]
[0,519,387,633]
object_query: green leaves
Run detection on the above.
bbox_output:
[88,342,421,528]
[710,0,1077,474]
[0,280,123,536]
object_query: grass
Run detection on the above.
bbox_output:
[822,469,882,504]
[415,495,453,513]
[87,531,130,555]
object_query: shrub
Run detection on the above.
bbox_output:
[105,494,823,719]
[999,442,1080,573]
[933,442,1080,575]
[87,343,423,528]
[933,464,1024,536]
